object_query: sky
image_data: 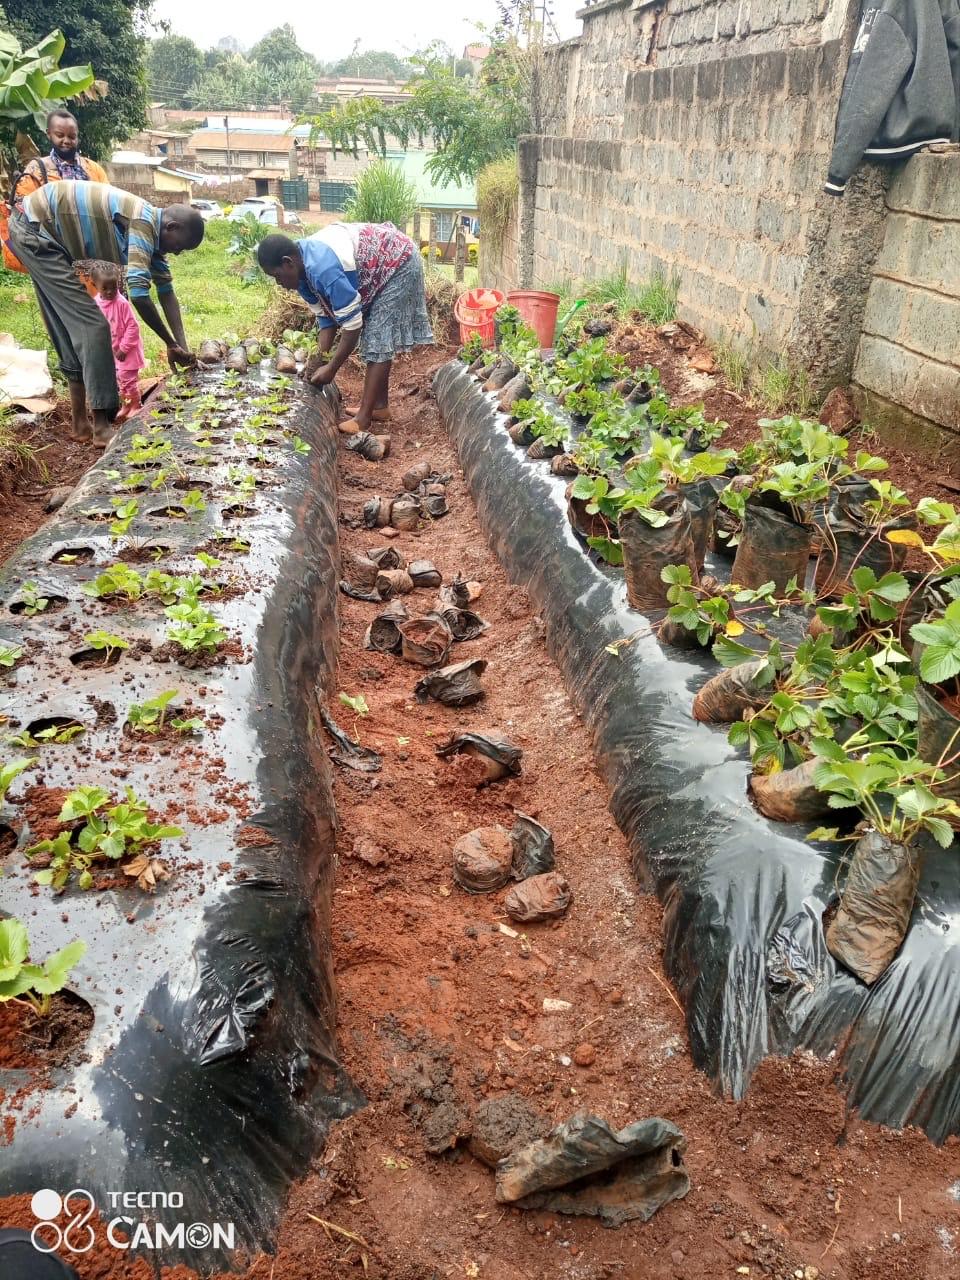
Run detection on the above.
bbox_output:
[148,0,586,64]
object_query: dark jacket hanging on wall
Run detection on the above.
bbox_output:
[825,0,960,195]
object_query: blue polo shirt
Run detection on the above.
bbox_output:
[296,226,364,331]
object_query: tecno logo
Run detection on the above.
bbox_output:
[30,1189,96,1254]
[29,1187,236,1253]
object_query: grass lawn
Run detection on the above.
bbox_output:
[0,220,271,384]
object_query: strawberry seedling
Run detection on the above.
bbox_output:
[29,785,183,892]
[164,603,227,653]
[83,631,130,664]
[16,582,48,615]
[0,644,23,669]
[127,689,178,734]
[0,918,86,1017]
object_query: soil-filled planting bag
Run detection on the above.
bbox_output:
[0,372,357,1269]
[680,477,719,571]
[436,360,960,1142]
[732,495,813,594]
[749,759,834,823]
[916,682,960,805]
[814,480,914,598]
[619,493,699,614]
[825,832,923,986]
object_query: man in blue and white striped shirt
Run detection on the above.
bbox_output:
[8,181,205,445]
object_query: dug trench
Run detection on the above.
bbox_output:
[3,348,959,1280]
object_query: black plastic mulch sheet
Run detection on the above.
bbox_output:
[435,360,960,1143]
[0,371,358,1270]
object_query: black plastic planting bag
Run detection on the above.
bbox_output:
[0,373,357,1270]
[732,495,813,594]
[436,360,960,1142]
[619,493,698,613]
[679,477,718,571]
[814,479,914,597]
[825,832,922,986]
[495,1113,689,1227]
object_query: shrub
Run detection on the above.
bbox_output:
[344,161,419,228]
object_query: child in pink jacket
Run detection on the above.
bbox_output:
[92,262,145,424]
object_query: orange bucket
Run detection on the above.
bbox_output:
[454,287,505,349]
[507,289,561,349]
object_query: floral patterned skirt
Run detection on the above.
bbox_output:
[359,251,434,364]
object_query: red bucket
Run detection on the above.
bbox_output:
[507,289,561,350]
[454,288,505,349]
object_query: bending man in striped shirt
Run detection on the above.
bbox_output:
[9,180,204,445]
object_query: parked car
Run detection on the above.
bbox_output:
[191,199,224,222]
[228,197,285,227]
[283,210,302,228]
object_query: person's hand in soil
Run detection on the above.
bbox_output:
[310,364,336,388]
[166,344,196,372]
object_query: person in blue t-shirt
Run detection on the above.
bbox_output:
[257,222,433,434]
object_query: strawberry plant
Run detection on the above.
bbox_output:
[16,582,48,615]
[0,644,23,669]
[910,600,960,686]
[125,436,172,466]
[8,722,84,748]
[809,745,960,848]
[83,564,144,601]
[28,785,183,891]
[0,919,86,1017]
[196,552,221,570]
[0,757,35,806]
[83,631,130,663]
[127,689,178,734]
[459,333,485,363]
[182,489,207,516]
[291,436,311,455]
[109,497,139,539]
[164,603,227,653]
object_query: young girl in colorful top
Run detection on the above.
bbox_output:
[257,223,433,433]
[91,263,145,424]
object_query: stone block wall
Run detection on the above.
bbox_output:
[531,43,856,366]
[852,154,960,464]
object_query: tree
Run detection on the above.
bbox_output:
[305,43,530,184]
[4,0,150,159]
[147,34,203,107]
[248,24,315,73]
[330,46,412,81]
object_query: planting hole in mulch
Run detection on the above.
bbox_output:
[117,543,170,563]
[145,505,188,520]
[24,716,86,740]
[50,546,95,565]
[221,504,257,520]
[9,595,68,617]
[172,478,213,492]
[0,990,94,1072]
[70,646,124,669]
[0,823,17,858]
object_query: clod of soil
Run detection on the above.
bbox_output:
[452,825,514,893]
[504,870,572,922]
[469,1093,551,1167]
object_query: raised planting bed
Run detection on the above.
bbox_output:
[436,351,960,1143]
[0,363,357,1270]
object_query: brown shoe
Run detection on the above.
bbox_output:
[338,418,361,435]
